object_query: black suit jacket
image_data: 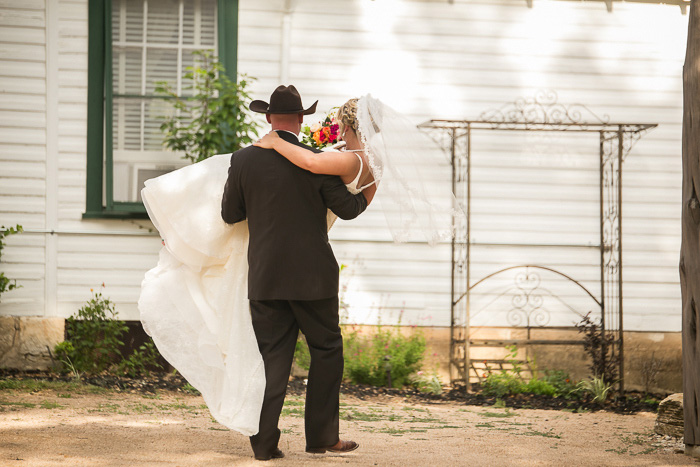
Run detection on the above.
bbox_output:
[221,131,368,301]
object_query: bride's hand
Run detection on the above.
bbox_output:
[254,131,281,149]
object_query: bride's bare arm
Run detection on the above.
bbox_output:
[254,131,358,177]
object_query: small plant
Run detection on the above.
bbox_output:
[156,50,260,164]
[482,372,525,398]
[0,224,23,302]
[293,334,311,372]
[577,376,613,405]
[116,340,163,377]
[540,370,578,398]
[575,312,620,385]
[343,326,426,388]
[53,341,82,381]
[53,286,128,374]
[410,370,443,395]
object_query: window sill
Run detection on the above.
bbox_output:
[82,202,149,220]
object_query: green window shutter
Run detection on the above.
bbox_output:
[84,0,106,218]
[218,0,238,82]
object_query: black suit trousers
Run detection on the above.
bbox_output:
[248,297,343,457]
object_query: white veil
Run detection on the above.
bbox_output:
[356,94,463,245]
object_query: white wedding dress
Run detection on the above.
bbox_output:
[138,153,340,436]
[138,95,459,437]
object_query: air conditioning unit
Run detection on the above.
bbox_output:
[133,165,178,202]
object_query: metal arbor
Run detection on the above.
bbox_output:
[419,91,657,389]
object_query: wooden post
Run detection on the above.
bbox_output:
[682,0,700,456]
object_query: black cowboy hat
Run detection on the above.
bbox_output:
[249,85,318,115]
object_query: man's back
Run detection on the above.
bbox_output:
[221,131,367,300]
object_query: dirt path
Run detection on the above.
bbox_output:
[0,383,696,466]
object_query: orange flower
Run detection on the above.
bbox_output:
[313,130,322,145]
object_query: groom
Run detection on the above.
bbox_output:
[221,85,366,460]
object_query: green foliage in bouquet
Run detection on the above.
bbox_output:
[300,110,340,149]
[156,50,260,164]
[0,224,23,302]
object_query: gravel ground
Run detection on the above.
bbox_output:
[0,382,696,467]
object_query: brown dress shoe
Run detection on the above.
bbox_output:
[306,440,359,454]
[255,447,285,461]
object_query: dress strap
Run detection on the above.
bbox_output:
[347,152,363,189]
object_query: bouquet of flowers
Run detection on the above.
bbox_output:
[300,109,340,149]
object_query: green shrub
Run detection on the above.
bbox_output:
[482,372,525,398]
[540,370,578,398]
[524,378,558,397]
[116,340,163,377]
[54,288,128,374]
[0,224,22,302]
[577,376,613,405]
[293,334,311,371]
[410,370,443,395]
[343,326,426,388]
[156,50,260,164]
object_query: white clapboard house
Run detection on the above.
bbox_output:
[0,0,689,391]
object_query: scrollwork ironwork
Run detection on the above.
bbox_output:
[423,92,657,388]
[478,90,610,130]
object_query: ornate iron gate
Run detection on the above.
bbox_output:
[419,91,656,390]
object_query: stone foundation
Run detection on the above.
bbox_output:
[0,316,64,370]
[346,325,682,394]
[0,317,683,393]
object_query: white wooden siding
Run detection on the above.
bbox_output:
[0,0,689,333]
[0,0,46,315]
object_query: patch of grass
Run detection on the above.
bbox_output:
[181,383,200,396]
[141,393,161,400]
[480,410,516,418]
[476,423,495,428]
[405,416,441,424]
[40,400,63,409]
[523,429,562,439]
[129,403,154,414]
[402,406,429,413]
[375,427,428,436]
[208,427,229,431]
[0,378,108,395]
[341,409,400,422]
[156,400,199,412]
[88,403,120,413]
[57,393,72,399]
[281,407,304,418]
[0,400,36,408]
[283,399,305,407]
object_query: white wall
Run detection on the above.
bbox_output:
[236,0,687,332]
[0,0,48,315]
[0,0,689,333]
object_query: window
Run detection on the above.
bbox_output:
[84,0,238,218]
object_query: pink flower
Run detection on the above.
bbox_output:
[433,353,438,357]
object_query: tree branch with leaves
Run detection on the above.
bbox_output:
[155,50,260,164]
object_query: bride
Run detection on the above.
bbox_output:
[138,94,457,436]
[254,98,377,202]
